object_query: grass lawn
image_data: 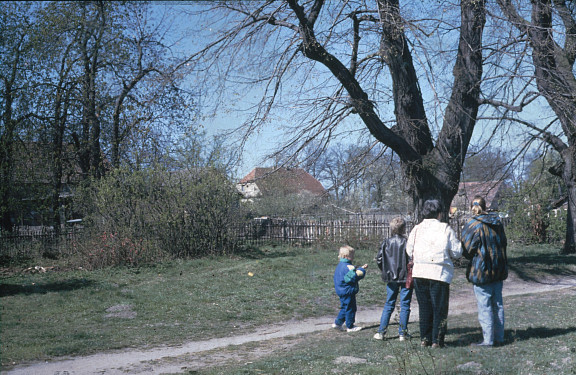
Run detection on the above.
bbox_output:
[1,243,576,373]
[187,287,576,374]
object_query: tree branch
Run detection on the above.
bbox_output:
[480,91,540,112]
[553,0,576,66]
[496,115,567,152]
[285,0,419,162]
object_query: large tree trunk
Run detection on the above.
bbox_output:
[288,0,486,222]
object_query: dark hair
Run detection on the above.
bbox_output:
[422,199,442,219]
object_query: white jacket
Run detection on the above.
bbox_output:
[406,219,462,283]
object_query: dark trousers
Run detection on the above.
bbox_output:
[414,278,450,345]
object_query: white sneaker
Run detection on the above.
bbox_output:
[332,323,344,331]
[399,333,412,341]
[347,326,363,332]
[373,332,384,340]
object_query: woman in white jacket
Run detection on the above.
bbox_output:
[406,199,462,348]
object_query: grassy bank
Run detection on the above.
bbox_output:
[1,243,575,372]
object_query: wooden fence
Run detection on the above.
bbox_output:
[0,216,467,260]
[233,214,469,245]
[233,217,417,245]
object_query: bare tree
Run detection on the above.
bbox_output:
[188,0,487,220]
[497,0,576,253]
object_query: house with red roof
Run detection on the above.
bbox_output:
[236,167,327,200]
[451,180,507,213]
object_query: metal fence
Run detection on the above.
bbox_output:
[0,226,84,261]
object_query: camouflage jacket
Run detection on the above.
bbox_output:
[461,214,508,285]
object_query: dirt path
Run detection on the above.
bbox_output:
[6,274,576,375]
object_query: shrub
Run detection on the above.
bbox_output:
[74,165,244,266]
[502,183,566,245]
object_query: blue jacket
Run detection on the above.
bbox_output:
[461,213,508,285]
[334,258,366,297]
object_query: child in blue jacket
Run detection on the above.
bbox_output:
[332,245,368,332]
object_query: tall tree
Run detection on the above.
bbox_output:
[0,2,38,231]
[497,0,576,253]
[190,0,487,220]
[2,2,201,229]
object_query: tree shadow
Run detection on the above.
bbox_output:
[509,326,576,343]
[511,253,576,267]
[456,253,576,281]
[0,278,95,297]
[509,260,576,283]
[448,326,576,348]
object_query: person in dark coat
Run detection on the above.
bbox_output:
[461,195,508,347]
[373,217,413,340]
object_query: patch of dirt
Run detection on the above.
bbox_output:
[105,304,137,319]
[334,356,367,365]
[5,272,576,375]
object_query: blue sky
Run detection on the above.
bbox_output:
[152,1,560,181]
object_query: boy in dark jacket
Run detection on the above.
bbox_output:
[374,217,413,340]
[333,245,367,332]
[461,196,508,347]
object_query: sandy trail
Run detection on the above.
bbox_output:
[5,274,576,375]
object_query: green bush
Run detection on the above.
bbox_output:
[74,166,244,265]
[502,187,566,245]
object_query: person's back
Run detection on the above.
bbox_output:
[408,218,461,284]
[405,199,461,348]
[334,257,362,296]
[462,212,508,285]
[374,217,413,341]
[377,234,408,283]
[461,196,508,347]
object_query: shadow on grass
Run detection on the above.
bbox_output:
[511,252,576,266]
[509,254,576,283]
[449,326,576,348]
[510,326,576,343]
[0,278,95,297]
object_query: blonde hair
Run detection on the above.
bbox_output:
[471,195,487,215]
[389,217,406,236]
[338,245,355,260]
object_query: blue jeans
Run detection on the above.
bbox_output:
[335,294,357,329]
[414,278,450,345]
[378,282,413,335]
[473,281,505,345]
